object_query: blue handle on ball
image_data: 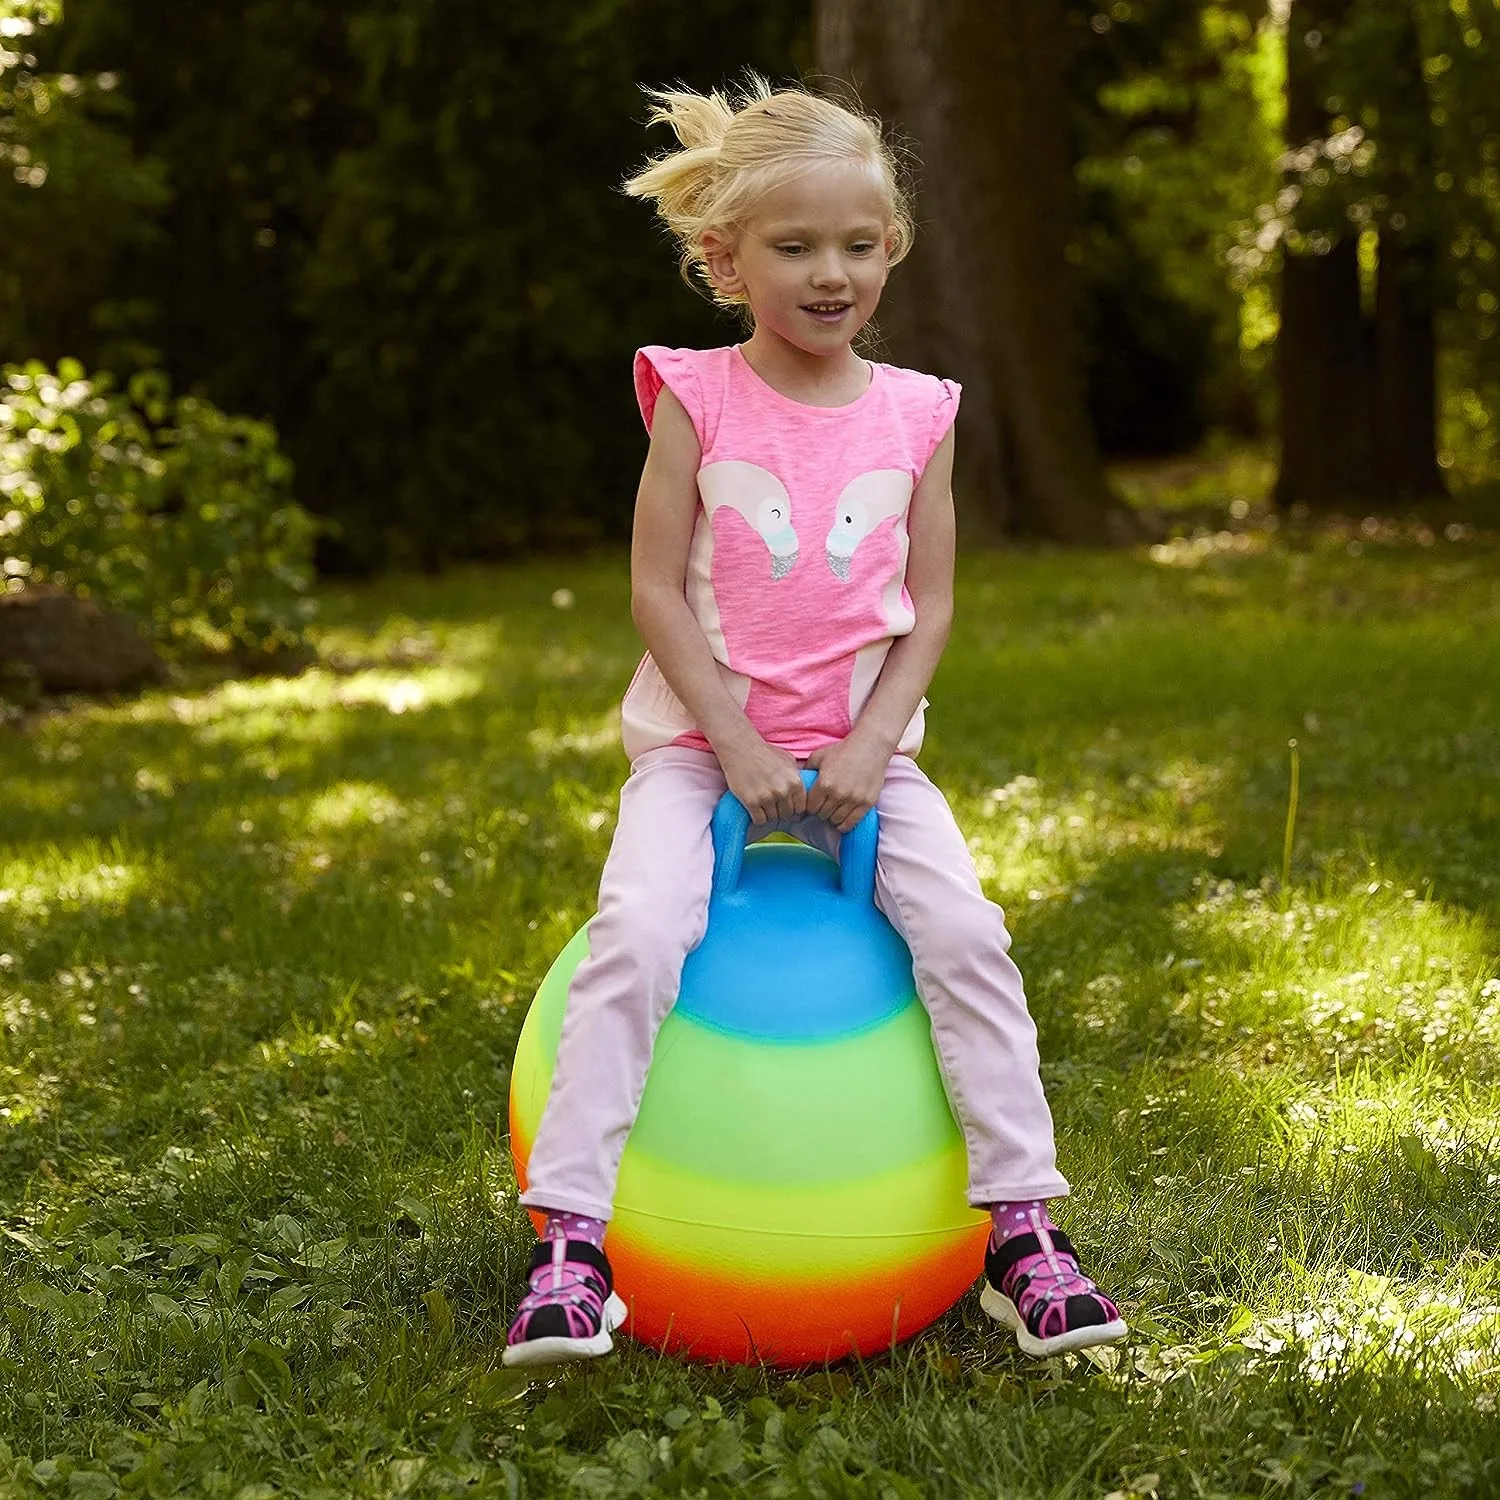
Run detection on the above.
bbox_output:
[710,767,878,905]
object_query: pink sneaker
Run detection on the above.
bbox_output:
[980,1222,1127,1357]
[501,1237,627,1368]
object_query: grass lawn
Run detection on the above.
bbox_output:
[2,521,1499,1497]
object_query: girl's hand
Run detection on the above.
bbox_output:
[719,736,807,826]
[804,732,892,833]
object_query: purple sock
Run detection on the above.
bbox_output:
[990,1199,1052,1248]
[542,1210,607,1249]
[986,1199,1120,1339]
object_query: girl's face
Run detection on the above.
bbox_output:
[702,160,893,357]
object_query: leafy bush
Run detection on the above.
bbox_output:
[0,1,170,369]
[0,358,320,654]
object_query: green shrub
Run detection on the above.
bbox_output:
[0,358,320,654]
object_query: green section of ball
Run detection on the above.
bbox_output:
[612,1144,982,1270]
[511,922,589,1137]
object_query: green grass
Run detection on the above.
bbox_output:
[2,524,1499,1498]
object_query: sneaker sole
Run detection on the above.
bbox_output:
[502,1292,628,1369]
[980,1283,1128,1358]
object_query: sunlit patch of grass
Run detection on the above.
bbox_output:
[1240,1263,1500,1388]
[1077,1258,1500,1422]
[0,850,147,917]
[180,662,486,741]
[526,710,625,765]
[301,780,411,833]
[0,539,1497,1496]
[1109,441,1278,517]
[957,754,1232,897]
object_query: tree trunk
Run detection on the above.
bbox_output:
[1274,0,1377,512]
[1368,1,1446,505]
[1274,0,1446,512]
[1275,236,1376,510]
[814,0,1132,545]
[1374,230,1445,504]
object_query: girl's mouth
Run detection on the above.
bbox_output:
[802,303,852,323]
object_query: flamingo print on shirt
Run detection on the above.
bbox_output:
[691,462,916,748]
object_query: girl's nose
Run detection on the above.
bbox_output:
[810,254,850,288]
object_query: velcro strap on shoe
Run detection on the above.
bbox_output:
[526,1238,613,1293]
[985,1227,1077,1284]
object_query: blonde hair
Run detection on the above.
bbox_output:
[621,71,916,321]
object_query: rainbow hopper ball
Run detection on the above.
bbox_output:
[509,770,990,1367]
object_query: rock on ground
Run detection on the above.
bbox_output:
[0,584,167,693]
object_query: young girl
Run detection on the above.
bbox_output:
[503,73,1126,1367]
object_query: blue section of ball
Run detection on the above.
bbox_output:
[674,842,916,1043]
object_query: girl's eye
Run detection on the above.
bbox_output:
[776,243,877,255]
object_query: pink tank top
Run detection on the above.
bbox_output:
[623,342,961,761]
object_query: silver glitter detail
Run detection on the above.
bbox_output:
[826,549,852,582]
[771,550,797,580]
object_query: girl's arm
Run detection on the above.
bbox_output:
[805,424,957,832]
[629,384,808,825]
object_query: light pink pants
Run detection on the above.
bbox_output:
[520,746,1070,1220]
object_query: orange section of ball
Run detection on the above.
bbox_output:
[605,1225,988,1365]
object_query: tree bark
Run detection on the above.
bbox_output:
[1274,0,1446,511]
[814,0,1132,545]
[1368,0,1446,505]
[1275,237,1376,510]
[1374,229,1445,504]
[1274,0,1377,512]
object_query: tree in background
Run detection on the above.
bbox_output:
[816,0,1134,545]
[1411,0,1500,494]
[1275,0,1380,510]
[55,1,359,421]
[1273,0,1498,510]
[0,0,166,364]
[1074,0,1498,509]
[1070,0,1285,446]
[1365,0,1445,505]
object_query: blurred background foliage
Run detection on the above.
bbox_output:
[1,0,1497,579]
[1,359,318,654]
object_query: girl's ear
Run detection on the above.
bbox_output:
[701,227,745,295]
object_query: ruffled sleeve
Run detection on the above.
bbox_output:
[634,346,708,448]
[922,377,962,473]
